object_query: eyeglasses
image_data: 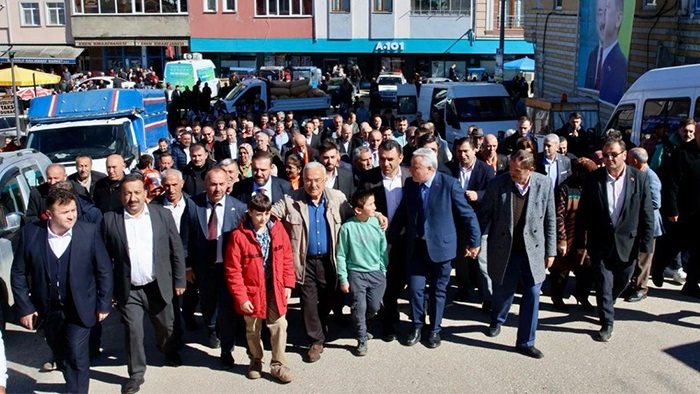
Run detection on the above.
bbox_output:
[602,151,624,159]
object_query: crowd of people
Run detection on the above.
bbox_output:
[9,100,699,393]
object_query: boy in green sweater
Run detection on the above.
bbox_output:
[336,189,388,356]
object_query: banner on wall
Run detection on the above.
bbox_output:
[577,0,634,105]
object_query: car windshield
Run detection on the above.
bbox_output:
[27,123,130,162]
[224,83,247,101]
[0,117,16,129]
[378,77,403,86]
[451,97,518,122]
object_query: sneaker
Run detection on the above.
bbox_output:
[355,339,368,357]
[270,363,294,383]
[247,360,263,379]
[672,268,687,285]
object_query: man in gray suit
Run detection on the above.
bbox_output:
[479,150,556,359]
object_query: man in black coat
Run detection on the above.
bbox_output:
[230,151,292,204]
[93,154,127,213]
[183,144,216,196]
[67,155,106,200]
[318,140,354,200]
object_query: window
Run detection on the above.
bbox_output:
[0,174,26,218]
[331,0,350,12]
[695,97,700,121]
[642,98,691,135]
[643,0,657,7]
[411,0,470,15]
[256,0,311,16]
[374,0,392,12]
[20,3,41,26]
[695,0,700,12]
[223,0,237,12]
[45,2,66,25]
[554,0,562,9]
[204,0,216,12]
[73,0,187,14]
[21,166,44,188]
[607,104,635,136]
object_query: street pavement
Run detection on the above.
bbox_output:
[4,276,700,393]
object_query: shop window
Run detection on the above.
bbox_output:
[411,0,470,15]
[256,0,311,16]
[45,2,65,25]
[374,0,392,13]
[20,3,41,26]
[331,0,350,13]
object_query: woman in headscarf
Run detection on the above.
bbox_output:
[237,143,254,179]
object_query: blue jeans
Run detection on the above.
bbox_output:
[490,252,542,348]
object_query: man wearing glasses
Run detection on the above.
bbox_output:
[574,138,654,342]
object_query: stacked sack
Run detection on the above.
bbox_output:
[269,79,327,100]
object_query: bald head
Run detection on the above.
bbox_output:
[106,154,126,181]
[46,164,67,186]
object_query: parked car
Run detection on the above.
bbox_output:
[76,76,135,91]
[0,149,52,330]
[376,72,407,105]
[424,77,453,84]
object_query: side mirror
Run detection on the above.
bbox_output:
[0,212,22,235]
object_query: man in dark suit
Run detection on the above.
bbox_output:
[285,132,319,164]
[93,154,127,213]
[575,139,654,342]
[480,134,509,176]
[183,144,217,196]
[12,188,113,393]
[361,139,410,341]
[479,150,557,359]
[231,151,292,204]
[68,155,106,200]
[584,0,627,105]
[321,114,344,143]
[26,164,68,224]
[184,168,247,368]
[535,133,572,192]
[500,117,538,156]
[214,128,238,162]
[336,123,363,166]
[303,120,321,150]
[102,174,186,394]
[388,148,481,349]
[318,140,354,200]
[447,137,495,304]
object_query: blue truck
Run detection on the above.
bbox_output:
[26,89,169,174]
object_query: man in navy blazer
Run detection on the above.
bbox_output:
[185,168,247,368]
[12,188,112,393]
[230,151,292,204]
[447,137,495,305]
[388,148,481,348]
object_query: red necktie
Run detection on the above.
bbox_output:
[208,202,218,241]
[594,47,603,90]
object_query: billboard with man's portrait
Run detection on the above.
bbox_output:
[577,0,634,106]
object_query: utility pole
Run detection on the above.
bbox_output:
[496,0,506,81]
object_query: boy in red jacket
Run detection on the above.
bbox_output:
[224,193,296,383]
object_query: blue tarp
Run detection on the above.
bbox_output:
[503,57,535,72]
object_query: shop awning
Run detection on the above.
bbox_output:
[0,45,84,65]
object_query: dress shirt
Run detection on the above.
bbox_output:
[459,162,475,190]
[228,142,238,160]
[254,177,273,201]
[543,156,558,190]
[325,168,338,191]
[274,133,289,152]
[307,195,330,256]
[184,148,191,164]
[606,167,627,226]
[124,205,155,286]
[305,135,313,146]
[393,132,407,147]
[372,150,379,167]
[77,174,91,192]
[163,196,186,233]
[382,171,403,224]
[48,225,72,259]
[515,176,531,196]
[339,140,351,156]
[206,198,225,263]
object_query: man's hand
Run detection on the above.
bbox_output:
[376,213,389,230]
[97,311,109,322]
[240,301,254,314]
[339,284,350,293]
[465,246,480,258]
[285,288,292,301]
[186,270,196,283]
[175,287,186,296]
[465,190,478,202]
[545,256,555,269]
[668,216,679,223]
[20,312,38,330]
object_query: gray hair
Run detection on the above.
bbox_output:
[353,146,371,161]
[303,161,325,176]
[544,133,560,145]
[218,158,235,167]
[412,147,438,170]
[161,169,183,181]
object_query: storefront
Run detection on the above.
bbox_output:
[73,39,189,75]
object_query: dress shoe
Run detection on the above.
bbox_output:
[208,330,221,349]
[482,301,492,315]
[425,332,441,349]
[122,378,145,394]
[680,283,700,299]
[651,269,664,288]
[404,328,422,347]
[307,344,324,363]
[624,290,647,303]
[595,324,614,342]
[576,297,595,312]
[551,298,569,312]
[220,352,235,369]
[165,351,182,367]
[484,325,501,338]
[515,345,544,359]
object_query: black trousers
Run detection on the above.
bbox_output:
[44,306,91,393]
[381,235,407,332]
[591,252,634,326]
[197,263,237,353]
[299,256,336,345]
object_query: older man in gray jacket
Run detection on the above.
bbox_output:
[479,149,557,359]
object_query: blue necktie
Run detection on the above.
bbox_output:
[417,183,428,238]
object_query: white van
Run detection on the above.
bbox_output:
[164,57,220,97]
[606,64,700,145]
[417,82,518,147]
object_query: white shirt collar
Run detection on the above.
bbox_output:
[47,225,73,239]
[125,204,150,219]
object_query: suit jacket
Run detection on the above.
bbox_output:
[574,166,654,262]
[230,176,292,205]
[478,172,557,285]
[103,205,186,307]
[388,171,481,263]
[447,159,495,209]
[332,166,355,200]
[361,166,411,221]
[25,183,51,224]
[12,221,113,327]
[184,193,247,271]
[150,193,193,256]
[585,42,627,105]
[306,133,321,150]
[68,170,106,200]
[535,152,572,190]
[336,137,363,160]
[284,145,319,163]
[214,140,237,162]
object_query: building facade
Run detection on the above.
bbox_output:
[191,0,534,80]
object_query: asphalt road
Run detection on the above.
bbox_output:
[4,275,700,393]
